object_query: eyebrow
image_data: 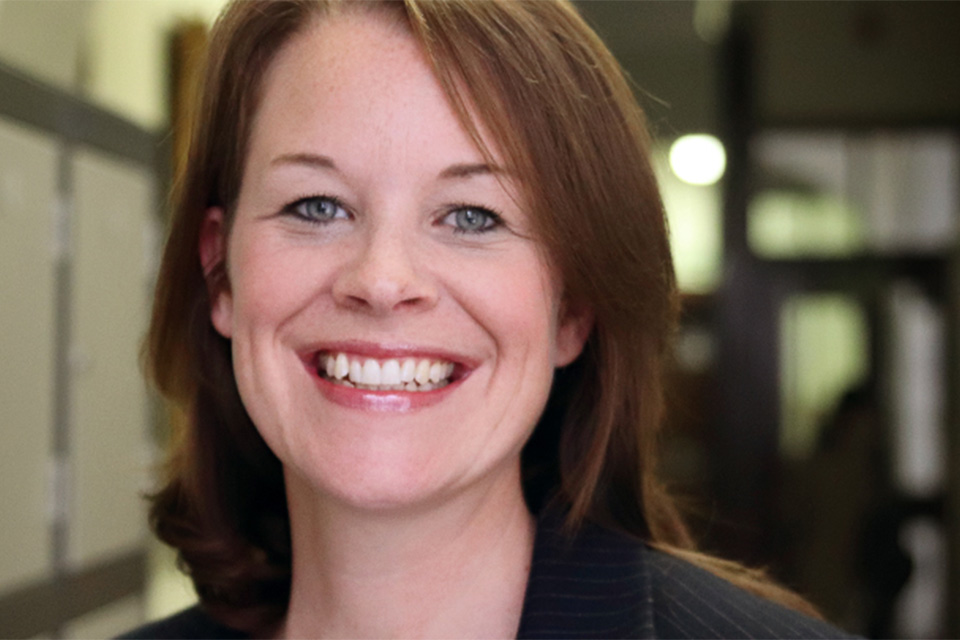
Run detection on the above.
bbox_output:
[269,153,507,181]
[270,152,338,171]
[438,162,507,180]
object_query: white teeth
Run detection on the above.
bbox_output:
[381,359,401,385]
[415,360,431,385]
[335,353,349,379]
[400,359,416,383]
[349,360,363,384]
[320,352,456,391]
[362,359,381,385]
[325,355,335,378]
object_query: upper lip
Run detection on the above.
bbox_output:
[300,340,479,369]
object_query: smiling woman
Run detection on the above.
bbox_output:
[201,12,585,525]
[123,1,853,639]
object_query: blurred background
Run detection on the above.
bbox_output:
[0,0,957,637]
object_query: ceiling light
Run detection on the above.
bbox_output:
[669,134,727,186]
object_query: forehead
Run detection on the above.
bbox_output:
[244,11,506,183]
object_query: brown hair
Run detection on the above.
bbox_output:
[146,0,816,634]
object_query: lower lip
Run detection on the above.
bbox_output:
[310,369,463,412]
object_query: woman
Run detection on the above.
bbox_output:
[126,0,852,638]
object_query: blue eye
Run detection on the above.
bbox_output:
[286,196,348,223]
[445,206,501,234]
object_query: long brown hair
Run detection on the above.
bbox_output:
[146,0,815,634]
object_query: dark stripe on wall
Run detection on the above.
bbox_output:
[0,551,147,638]
[0,61,160,167]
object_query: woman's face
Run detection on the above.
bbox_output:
[203,12,590,512]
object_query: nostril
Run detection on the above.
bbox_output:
[335,275,438,314]
[330,238,439,314]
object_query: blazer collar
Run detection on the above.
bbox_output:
[517,508,656,639]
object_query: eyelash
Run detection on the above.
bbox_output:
[282,195,350,224]
[442,203,504,235]
[281,195,504,235]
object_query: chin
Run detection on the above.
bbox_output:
[283,451,465,514]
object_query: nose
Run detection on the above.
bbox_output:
[332,226,439,315]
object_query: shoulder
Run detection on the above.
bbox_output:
[644,547,856,639]
[116,605,247,640]
[521,507,856,639]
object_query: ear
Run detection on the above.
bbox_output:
[554,301,594,367]
[199,207,233,339]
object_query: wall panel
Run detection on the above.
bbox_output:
[67,148,154,569]
[0,117,59,595]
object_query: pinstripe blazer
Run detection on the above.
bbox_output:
[121,510,855,639]
[517,509,855,639]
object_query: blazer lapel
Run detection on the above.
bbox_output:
[517,509,656,639]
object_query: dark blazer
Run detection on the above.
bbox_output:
[518,511,853,639]
[121,511,854,639]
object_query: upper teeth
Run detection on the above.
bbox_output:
[320,353,455,389]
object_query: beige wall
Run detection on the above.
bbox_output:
[0,0,226,130]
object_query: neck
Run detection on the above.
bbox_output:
[279,465,536,639]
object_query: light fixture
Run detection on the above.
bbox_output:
[669,134,727,186]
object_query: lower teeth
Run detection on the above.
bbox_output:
[323,375,448,392]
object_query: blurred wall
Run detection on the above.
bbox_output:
[0,1,225,636]
[0,0,225,129]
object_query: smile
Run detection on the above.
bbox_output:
[318,352,457,392]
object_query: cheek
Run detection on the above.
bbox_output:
[451,253,561,360]
[510,261,562,342]
[228,238,326,328]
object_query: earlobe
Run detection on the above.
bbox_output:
[555,303,594,368]
[199,207,233,338]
